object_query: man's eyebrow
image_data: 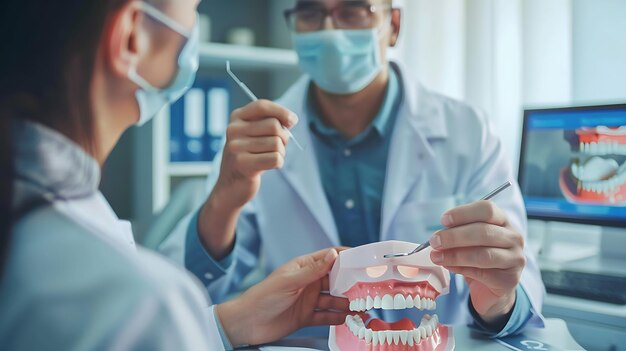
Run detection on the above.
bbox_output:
[295,1,323,9]
[295,0,373,8]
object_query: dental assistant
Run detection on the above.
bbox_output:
[0,0,356,349]
[162,0,546,338]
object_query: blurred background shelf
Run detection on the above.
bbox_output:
[199,43,297,69]
[168,162,213,177]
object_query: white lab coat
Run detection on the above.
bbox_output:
[0,120,225,351]
[162,62,545,328]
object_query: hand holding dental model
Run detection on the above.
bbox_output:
[329,241,455,351]
[429,200,526,328]
[217,248,359,347]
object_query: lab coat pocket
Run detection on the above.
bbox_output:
[390,196,459,244]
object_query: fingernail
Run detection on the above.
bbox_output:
[441,214,453,227]
[430,234,442,249]
[324,249,338,263]
[289,113,299,127]
[431,251,444,264]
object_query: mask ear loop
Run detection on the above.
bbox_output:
[138,2,192,38]
[375,10,394,37]
[129,2,197,93]
[128,66,160,93]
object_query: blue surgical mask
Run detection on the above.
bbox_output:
[129,3,200,126]
[292,28,383,95]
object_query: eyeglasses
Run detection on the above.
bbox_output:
[284,1,391,33]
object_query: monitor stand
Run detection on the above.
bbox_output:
[539,223,626,277]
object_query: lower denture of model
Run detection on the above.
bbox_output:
[560,156,626,205]
[337,314,446,350]
[328,241,454,351]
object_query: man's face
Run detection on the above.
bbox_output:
[293,0,401,65]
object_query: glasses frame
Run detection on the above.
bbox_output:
[284,2,392,32]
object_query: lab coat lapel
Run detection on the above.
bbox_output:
[380,105,434,241]
[278,78,340,246]
[380,64,448,241]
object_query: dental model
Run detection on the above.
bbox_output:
[560,126,626,205]
[328,241,455,351]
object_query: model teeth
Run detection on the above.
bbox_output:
[381,295,393,309]
[579,141,626,156]
[349,294,436,312]
[406,294,414,308]
[571,157,619,181]
[374,295,382,309]
[345,314,440,346]
[571,158,626,194]
[393,294,406,309]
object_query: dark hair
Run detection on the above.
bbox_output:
[0,0,131,276]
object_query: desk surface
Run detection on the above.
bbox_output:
[248,319,584,350]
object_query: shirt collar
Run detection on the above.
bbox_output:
[307,66,402,141]
[12,118,100,205]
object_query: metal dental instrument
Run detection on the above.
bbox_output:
[226,61,304,151]
[384,181,513,259]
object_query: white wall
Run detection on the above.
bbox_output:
[523,0,573,106]
[393,0,468,100]
[572,0,626,103]
[393,0,527,167]
[393,0,625,168]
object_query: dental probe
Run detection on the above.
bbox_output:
[384,181,513,258]
[226,61,304,151]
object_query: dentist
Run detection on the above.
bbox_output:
[163,0,546,338]
[0,0,355,349]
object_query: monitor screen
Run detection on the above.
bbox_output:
[518,104,626,227]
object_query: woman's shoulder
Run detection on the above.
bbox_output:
[0,205,211,349]
[6,204,207,307]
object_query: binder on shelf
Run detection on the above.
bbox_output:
[169,93,185,163]
[170,78,231,164]
[206,86,229,161]
[184,88,206,161]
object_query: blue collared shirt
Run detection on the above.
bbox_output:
[306,68,402,248]
[470,285,535,338]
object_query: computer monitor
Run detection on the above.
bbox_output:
[518,104,626,229]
